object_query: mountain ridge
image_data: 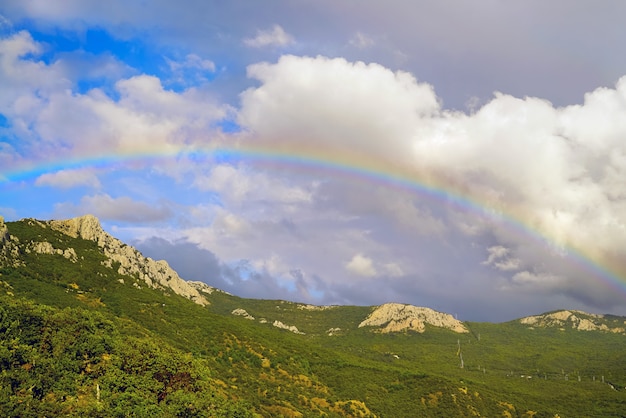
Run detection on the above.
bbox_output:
[1,214,623,331]
[1,214,625,416]
[13,215,209,306]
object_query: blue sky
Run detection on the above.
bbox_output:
[1,1,626,321]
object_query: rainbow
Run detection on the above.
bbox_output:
[2,143,625,296]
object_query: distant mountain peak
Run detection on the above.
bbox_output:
[519,310,626,333]
[359,302,468,333]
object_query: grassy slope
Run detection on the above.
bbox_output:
[1,219,625,417]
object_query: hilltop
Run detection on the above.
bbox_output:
[519,310,626,334]
[0,215,625,417]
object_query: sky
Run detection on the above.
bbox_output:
[1,1,626,321]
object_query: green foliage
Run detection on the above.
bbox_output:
[0,294,254,417]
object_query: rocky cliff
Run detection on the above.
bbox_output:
[0,216,20,267]
[519,310,625,333]
[0,216,7,242]
[45,215,209,306]
[359,303,468,333]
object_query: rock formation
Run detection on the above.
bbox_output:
[49,215,208,306]
[232,308,255,320]
[296,303,337,311]
[519,310,625,333]
[0,216,7,242]
[0,216,21,267]
[359,303,468,333]
[188,281,230,295]
[273,320,305,334]
[25,241,78,262]
[49,214,104,242]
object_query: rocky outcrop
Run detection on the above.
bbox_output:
[273,320,305,334]
[188,281,230,295]
[0,216,21,267]
[232,308,255,320]
[25,241,78,262]
[359,303,468,333]
[296,304,337,311]
[49,215,208,306]
[326,327,342,336]
[519,310,625,333]
[49,214,104,242]
[0,216,8,243]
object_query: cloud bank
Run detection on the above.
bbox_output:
[1,4,626,321]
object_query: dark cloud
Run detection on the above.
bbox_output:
[134,237,317,303]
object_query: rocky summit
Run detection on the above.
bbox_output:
[2,215,209,306]
[519,310,626,333]
[359,303,469,333]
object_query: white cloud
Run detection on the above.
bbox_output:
[482,245,521,271]
[349,32,374,49]
[252,253,288,278]
[383,262,404,277]
[0,14,12,30]
[54,194,173,223]
[35,168,101,189]
[165,53,216,86]
[511,271,566,290]
[0,32,228,168]
[244,24,294,48]
[236,54,626,311]
[193,164,313,207]
[239,55,439,166]
[345,254,377,277]
[211,210,251,238]
[168,53,216,73]
[0,31,69,121]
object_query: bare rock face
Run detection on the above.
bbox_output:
[25,241,78,262]
[188,281,230,295]
[519,310,624,333]
[296,304,337,311]
[0,216,8,242]
[49,215,208,306]
[0,216,21,267]
[273,320,305,334]
[359,303,468,333]
[49,214,104,242]
[232,308,255,320]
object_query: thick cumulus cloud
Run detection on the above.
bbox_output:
[236,55,626,315]
[239,55,439,171]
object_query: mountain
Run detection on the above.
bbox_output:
[519,310,626,334]
[0,214,625,417]
[358,303,468,333]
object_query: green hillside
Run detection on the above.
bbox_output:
[1,217,625,417]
